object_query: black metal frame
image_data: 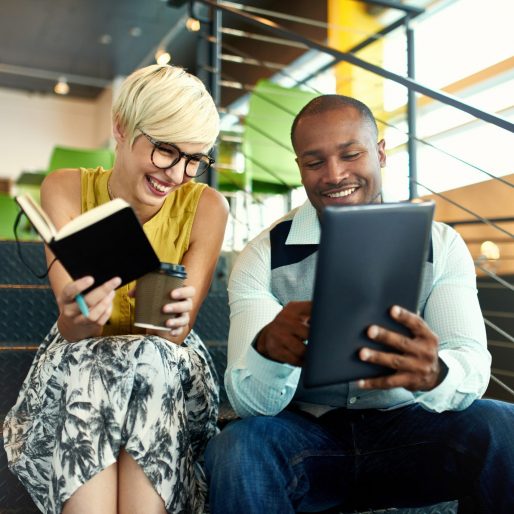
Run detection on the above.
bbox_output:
[188,0,513,198]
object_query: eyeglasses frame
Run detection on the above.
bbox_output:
[140,130,215,178]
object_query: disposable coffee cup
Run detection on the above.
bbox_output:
[134,262,187,331]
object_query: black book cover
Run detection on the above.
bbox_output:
[49,206,161,288]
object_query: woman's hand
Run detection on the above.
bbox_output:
[57,276,122,341]
[163,285,196,338]
[145,285,196,343]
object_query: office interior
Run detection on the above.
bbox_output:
[0,1,512,511]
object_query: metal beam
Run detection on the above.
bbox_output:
[406,20,418,199]
[354,0,425,16]
[197,0,514,133]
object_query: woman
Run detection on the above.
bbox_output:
[3,64,228,514]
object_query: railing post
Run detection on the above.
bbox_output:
[406,16,418,199]
[208,4,221,189]
[194,1,220,188]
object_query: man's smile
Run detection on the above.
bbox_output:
[325,187,357,198]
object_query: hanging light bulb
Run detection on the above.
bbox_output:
[155,48,171,65]
[54,77,70,95]
[186,17,201,32]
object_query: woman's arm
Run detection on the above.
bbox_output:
[40,170,120,342]
[156,186,229,345]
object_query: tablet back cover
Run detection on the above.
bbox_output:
[304,202,434,388]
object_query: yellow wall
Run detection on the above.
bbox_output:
[327,0,385,121]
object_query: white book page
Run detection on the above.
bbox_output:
[55,198,130,240]
[15,194,56,243]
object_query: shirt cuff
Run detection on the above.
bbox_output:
[413,352,465,412]
[246,342,299,386]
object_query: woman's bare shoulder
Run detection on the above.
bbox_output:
[40,169,82,224]
[190,185,229,241]
[197,185,229,214]
[41,168,81,193]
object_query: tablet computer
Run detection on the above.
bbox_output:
[303,201,435,388]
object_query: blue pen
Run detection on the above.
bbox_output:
[75,294,90,317]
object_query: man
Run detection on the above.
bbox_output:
[205,95,514,513]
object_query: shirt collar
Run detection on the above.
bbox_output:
[286,200,320,245]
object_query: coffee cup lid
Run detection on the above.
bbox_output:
[158,262,187,278]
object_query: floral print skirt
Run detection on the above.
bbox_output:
[3,324,219,514]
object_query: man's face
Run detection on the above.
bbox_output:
[293,106,386,216]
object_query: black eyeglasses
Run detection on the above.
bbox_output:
[140,131,214,178]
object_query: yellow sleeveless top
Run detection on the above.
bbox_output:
[80,167,207,335]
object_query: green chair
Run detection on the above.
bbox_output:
[15,171,46,205]
[0,193,38,241]
[47,146,115,174]
[0,194,21,240]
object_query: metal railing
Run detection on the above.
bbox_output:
[178,0,514,400]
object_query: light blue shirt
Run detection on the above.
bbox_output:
[226,201,491,418]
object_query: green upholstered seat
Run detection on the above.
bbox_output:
[0,193,22,240]
[47,145,115,173]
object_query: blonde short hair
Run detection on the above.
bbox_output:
[112,64,220,152]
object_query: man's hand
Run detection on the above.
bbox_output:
[255,301,311,366]
[358,305,445,391]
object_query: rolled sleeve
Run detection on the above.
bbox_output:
[225,232,300,417]
[414,225,491,412]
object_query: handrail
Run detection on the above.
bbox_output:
[378,117,514,190]
[490,375,514,398]
[475,264,514,293]
[188,0,514,404]
[413,182,514,240]
[214,31,514,195]
[354,0,425,16]
[196,0,514,133]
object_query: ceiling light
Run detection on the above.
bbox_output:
[155,49,171,65]
[54,77,69,95]
[129,27,142,37]
[186,17,201,32]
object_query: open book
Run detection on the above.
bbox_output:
[15,194,160,288]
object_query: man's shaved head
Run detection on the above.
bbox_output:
[291,95,378,151]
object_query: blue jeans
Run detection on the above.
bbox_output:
[204,400,514,513]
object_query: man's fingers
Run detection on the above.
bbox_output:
[283,301,312,318]
[272,341,306,367]
[390,305,431,337]
[360,347,418,372]
[367,324,412,354]
[359,371,414,390]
